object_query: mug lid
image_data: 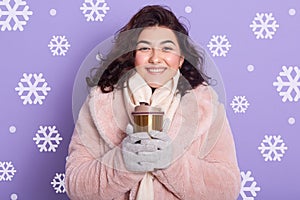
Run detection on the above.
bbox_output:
[132,102,164,115]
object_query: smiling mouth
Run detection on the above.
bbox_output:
[146,67,166,74]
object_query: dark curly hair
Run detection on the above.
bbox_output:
[87,5,210,95]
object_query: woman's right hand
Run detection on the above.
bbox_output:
[122,122,173,172]
[122,124,157,172]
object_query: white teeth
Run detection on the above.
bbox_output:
[147,68,165,73]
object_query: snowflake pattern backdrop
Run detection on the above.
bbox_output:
[0,0,299,199]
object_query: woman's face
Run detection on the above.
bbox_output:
[135,26,184,88]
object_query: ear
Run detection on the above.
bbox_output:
[179,56,185,68]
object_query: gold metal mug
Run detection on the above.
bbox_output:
[132,102,164,132]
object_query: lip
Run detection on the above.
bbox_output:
[145,67,167,74]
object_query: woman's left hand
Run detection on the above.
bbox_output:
[140,130,172,170]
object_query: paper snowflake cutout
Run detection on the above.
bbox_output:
[33,126,63,152]
[48,35,71,56]
[273,66,300,102]
[250,13,279,39]
[258,135,288,161]
[0,0,33,31]
[207,35,231,57]
[51,173,66,193]
[15,73,51,105]
[0,161,16,181]
[80,0,110,22]
[240,171,261,200]
[230,96,250,113]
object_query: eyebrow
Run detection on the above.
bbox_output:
[160,40,176,45]
[136,40,177,46]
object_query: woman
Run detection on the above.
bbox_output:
[65,5,241,200]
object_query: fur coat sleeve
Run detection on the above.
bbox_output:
[152,111,241,200]
[151,85,241,200]
[65,85,241,200]
[65,96,144,200]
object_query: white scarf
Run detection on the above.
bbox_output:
[123,70,181,200]
[123,70,181,124]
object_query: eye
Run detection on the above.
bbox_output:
[137,47,151,52]
[161,46,174,52]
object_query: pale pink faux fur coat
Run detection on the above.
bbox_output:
[65,85,241,200]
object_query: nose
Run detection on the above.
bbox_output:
[149,48,162,64]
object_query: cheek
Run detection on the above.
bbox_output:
[134,53,147,66]
[165,54,182,70]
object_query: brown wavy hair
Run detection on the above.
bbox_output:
[87,5,210,95]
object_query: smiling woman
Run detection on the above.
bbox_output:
[65,4,241,200]
[135,26,184,88]
[86,5,209,96]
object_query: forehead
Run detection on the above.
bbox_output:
[137,26,179,44]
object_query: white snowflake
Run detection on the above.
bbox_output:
[273,66,300,102]
[230,96,250,113]
[207,35,231,57]
[80,0,110,22]
[258,135,288,161]
[0,161,16,181]
[250,13,279,39]
[48,35,71,56]
[240,171,261,200]
[15,73,51,105]
[0,0,33,31]
[33,126,63,152]
[51,173,66,193]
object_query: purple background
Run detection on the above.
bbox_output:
[1,0,299,199]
